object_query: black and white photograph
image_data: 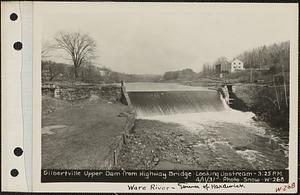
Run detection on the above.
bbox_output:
[38,2,296,186]
[1,1,298,193]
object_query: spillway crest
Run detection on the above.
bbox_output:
[127,90,226,116]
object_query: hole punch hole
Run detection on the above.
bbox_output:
[10,169,19,177]
[13,42,22,50]
[10,13,18,21]
[14,147,23,157]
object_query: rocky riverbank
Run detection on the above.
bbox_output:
[182,79,289,130]
[116,117,288,170]
[231,83,289,130]
[116,119,199,170]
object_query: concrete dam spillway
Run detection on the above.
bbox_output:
[128,91,226,116]
[124,83,227,116]
[121,83,288,170]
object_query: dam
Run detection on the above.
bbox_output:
[124,82,227,116]
[119,82,288,170]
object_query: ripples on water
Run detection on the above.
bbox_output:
[128,83,288,169]
[139,109,288,169]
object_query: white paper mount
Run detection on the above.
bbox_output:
[1,1,32,192]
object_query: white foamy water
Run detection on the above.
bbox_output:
[138,109,263,133]
[130,83,288,169]
[137,93,266,136]
[138,110,288,169]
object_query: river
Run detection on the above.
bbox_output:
[124,82,288,170]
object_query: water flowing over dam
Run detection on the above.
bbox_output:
[126,83,227,116]
[122,83,288,170]
[128,91,226,116]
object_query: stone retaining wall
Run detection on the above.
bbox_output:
[43,84,121,102]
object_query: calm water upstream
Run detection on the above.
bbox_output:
[126,82,288,169]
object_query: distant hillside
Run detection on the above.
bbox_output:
[236,41,289,72]
[41,61,161,84]
[162,68,199,81]
[197,41,290,84]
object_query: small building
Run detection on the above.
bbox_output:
[215,59,231,74]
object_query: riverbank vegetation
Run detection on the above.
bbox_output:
[200,41,289,83]
[225,41,289,129]
[42,31,161,84]
[42,60,161,84]
[232,84,289,129]
[158,41,290,129]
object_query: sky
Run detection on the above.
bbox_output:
[40,2,297,74]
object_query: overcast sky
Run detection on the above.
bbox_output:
[41,2,297,74]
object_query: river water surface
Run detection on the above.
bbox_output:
[126,82,288,170]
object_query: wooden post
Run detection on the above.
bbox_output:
[113,150,117,166]
[281,64,288,107]
[122,133,127,145]
[273,75,281,110]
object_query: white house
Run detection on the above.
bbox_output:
[230,59,244,72]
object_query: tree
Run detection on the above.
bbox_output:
[202,63,211,75]
[41,61,66,81]
[163,71,179,80]
[236,41,289,72]
[54,31,96,78]
[214,57,228,66]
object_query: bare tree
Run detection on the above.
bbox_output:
[54,31,96,78]
[214,56,228,66]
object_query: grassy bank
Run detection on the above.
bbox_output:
[42,95,130,169]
